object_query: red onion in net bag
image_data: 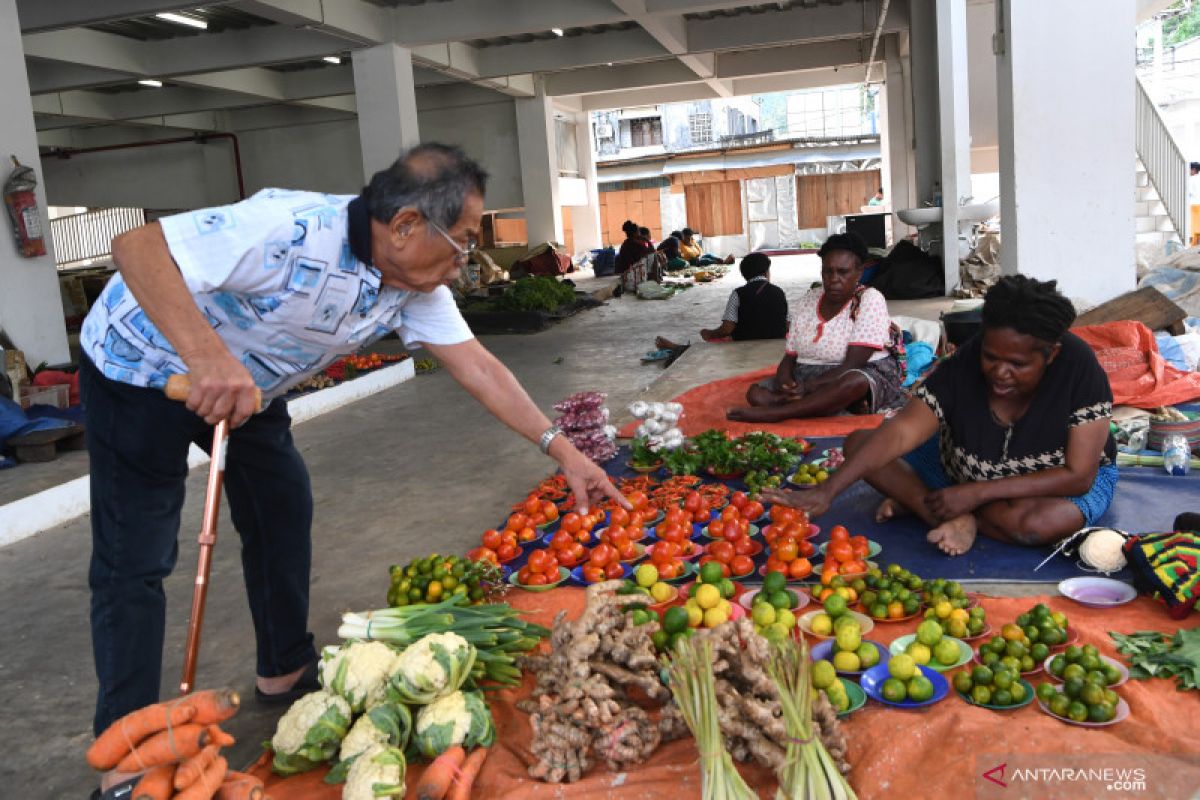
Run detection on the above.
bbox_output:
[554,407,609,431]
[553,391,607,414]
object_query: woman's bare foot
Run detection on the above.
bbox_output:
[655,336,680,351]
[875,497,910,524]
[927,514,977,556]
[723,254,735,265]
[746,384,799,408]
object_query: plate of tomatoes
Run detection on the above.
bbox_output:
[573,543,631,584]
[475,528,525,565]
[543,529,590,569]
[645,540,704,562]
[511,550,569,591]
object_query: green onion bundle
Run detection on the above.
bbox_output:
[665,638,757,800]
[339,599,548,687]
[765,637,856,800]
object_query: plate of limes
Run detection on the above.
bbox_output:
[861,662,948,708]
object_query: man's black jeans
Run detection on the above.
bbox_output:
[79,356,316,735]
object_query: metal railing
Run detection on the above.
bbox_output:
[49,207,145,268]
[1135,75,1188,241]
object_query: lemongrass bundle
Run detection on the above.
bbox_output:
[765,637,856,800]
[665,638,756,800]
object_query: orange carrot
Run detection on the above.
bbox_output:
[87,703,197,770]
[178,688,241,726]
[415,746,466,800]
[215,771,265,800]
[447,746,489,800]
[205,724,235,748]
[131,764,177,800]
[115,722,208,773]
[175,754,228,800]
[175,743,220,790]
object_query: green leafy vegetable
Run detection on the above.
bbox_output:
[629,437,661,468]
[1109,628,1200,691]
[495,277,576,312]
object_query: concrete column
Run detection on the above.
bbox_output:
[908,0,940,208]
[936,0,972,294]
[0,0,69,366]
[571,111,602,251]
[880,35,914,242]
[352,44,420,181]
[996,0,1135,303]
[515,81,563,246]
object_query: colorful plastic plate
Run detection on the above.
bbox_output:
[811,639,891,676]
[1058,577,1137,608]
[1036,688,1130,727]
[738,587,810,612]
[628,461,663,474]
[830,678,868,717]
[1049,626,1081,652]
[569,562,630,586]
[699,524,761,542]
[961,623,993,643]
[813,559,879,579]
[630,509,665,528]
[819,539,883,559]
[888,635,972,672]
[866,607,924,624]
[647,585,680,612]
[507,566,569,592]
[860,664,949,709]
[955,678,1036,711]
[798,609,875,639]
[617,543,648,564]
[1043,653,1129,687]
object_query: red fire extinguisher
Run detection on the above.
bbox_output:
[4,156,47,258]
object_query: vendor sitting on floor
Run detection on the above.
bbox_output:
[654,252,789,357]
[678,228,735,266]
[763,275,1117,558]
[727,232,904,423]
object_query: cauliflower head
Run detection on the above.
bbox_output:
[390,631,475,705]
[343,744,406,800]
[413,690,494,759]
[270,690,352,776]
[338,703,412,763]
[321,640,401,712]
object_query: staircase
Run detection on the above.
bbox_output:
[1135,158,1181,252]
[1135,75,1188,253]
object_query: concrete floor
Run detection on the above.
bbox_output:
[0,258,1050,796]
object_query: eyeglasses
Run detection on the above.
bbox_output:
[427,218,477,265]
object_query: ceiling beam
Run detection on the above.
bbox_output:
[643,0,770,13]
[582,81,715,111]
[545,59,699,96]
[17,0,234,33]
[474,29,668,78]
[390,0,628,47]
[222,103,356,132]
[688,0,907,52]
[716,38,868,79]
[228,0,393,45]
[611,0,732,97]
[25,60,138,94]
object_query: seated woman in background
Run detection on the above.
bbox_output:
[658,231,688,271]
[679,228,735,266]
[655,252,788,356]
[727,233,904,423]
[763,275,1117,557]
[614,219,652,275]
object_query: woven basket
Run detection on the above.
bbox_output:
[1147,416,1200,453]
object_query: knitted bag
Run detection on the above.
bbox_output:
[1123,531,1200,619]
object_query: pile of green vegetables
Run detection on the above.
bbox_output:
[340,597,549,687]
[1110,628,1200,691]
[387,553,502,607]
[660,429,808,478]
[495,276,576,312]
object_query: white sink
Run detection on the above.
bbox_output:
[895,200,999,227]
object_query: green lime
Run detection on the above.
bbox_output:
[1085,670,1107,687]
[1079,654,1101,672]
[1064,645,1083,663]
[1019,655,1035,673]
[1009,681,1027,704]
[971,666,993,686]
[1103,688,1120,707]
[1030,643,1050,663]
[699,561,725,585]
[769,590,792,609]
[882,678,907,702]
[1067,701,1089,723]
[953,671,974,694]
[857,642,880,668]
[630,609,651,626]
[663,606,690,635]
[651,630,668,651]
[1048,693,1070,717]
[1048,655,1066,676]
[763,570,787,594]
[992,689,1013,707]
[1062,663,1086,681]
[1090,702,1115,723]
[812,660,837,690]
[870,602,888,619]
[751,603,777,627]
[1101,664,1121,686]
[1063,677,1085,699]
[719,578,735,599]
[981,651,1000,667]
[907,675,934,702]
[1082,643,1099,658]
[993,670,1014,690]
[824,594,848,618]
[971,684,992,705]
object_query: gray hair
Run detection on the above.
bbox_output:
[363,143,488,229]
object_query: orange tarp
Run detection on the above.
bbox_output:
[250,589,1200,799]
[1074,320,1200,409]
[616,367,885,440]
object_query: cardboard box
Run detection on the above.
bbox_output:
[17,383,69,410]
[3,348,27,392]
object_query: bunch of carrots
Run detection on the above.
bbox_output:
[86,688,266,800]
[415,745,490,800]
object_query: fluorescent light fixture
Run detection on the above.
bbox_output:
[156,11,207,29]
[323,56,342,64]
[138,79,163,88]
[551,28,564,36]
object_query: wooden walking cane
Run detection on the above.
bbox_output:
[164,374,261,695]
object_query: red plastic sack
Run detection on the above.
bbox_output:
[1073,320,1200,409]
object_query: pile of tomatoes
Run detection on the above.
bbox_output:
[647,505,702,578]
[763,505,817,580]
[512,493,562,528]
[818,525,872,580]
[579,543,627,583]
[697,493,766,578]
[516,549,563,587]
[474,528,522,565]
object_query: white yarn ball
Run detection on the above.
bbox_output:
[1079,528,1127,574]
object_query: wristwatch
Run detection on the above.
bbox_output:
[539,424,564,454]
